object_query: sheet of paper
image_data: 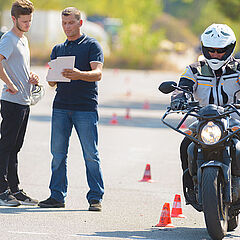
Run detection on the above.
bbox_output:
[46,56,75,82]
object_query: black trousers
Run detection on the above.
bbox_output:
[180,136,193,189]
[180,137,192,172]
[0,100,30,193]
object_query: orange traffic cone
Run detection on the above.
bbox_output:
[113,68,119,75]
[125,90,131,97]
[180,122,187,129]
[171,194,186,218]
[139,164,153,182]
[124,108,131,119]
[180,118,187,129]
[143,100,150,109]
[110,113,118,125]
[155,203,174,227]
[124,77,130,84]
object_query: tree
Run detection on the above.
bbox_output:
[33,0,164,68]
[85,0,164,68]
[163,0,208,23]
[0,0,11,26]
[32,0,65,10]
[100,0,164,68]
[215,0,240,21]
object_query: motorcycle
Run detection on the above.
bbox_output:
[159,81,240,240]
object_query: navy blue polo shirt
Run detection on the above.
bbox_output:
[50,34,104,111]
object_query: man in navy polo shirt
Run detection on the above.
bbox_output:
[39,7,104,211]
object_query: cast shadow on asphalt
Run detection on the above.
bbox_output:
[75,228,240,240]
[30,114,191,129]
[30,115,51,122]
[0,207,88,214]
[99,101,169,111]
[29,101,192,129]
[100,116,174,129]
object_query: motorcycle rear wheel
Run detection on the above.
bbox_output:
[202,167,228,240]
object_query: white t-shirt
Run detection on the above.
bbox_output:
[0,31,32,105]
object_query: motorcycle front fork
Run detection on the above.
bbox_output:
[232,176,240,202]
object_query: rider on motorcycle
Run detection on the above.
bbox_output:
[171,23,240,202]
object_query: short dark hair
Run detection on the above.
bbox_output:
[62,7,81,21]
[11,0,34,18]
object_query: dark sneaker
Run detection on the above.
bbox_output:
[13,189,38,206]
[89,200,102,212]
[38,197,65,208]
[0,190,20,207]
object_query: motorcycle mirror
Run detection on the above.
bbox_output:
[158,81,177,94]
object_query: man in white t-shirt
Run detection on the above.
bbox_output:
[0,0,39,207]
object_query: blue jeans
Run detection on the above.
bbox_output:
[49,108,104,203]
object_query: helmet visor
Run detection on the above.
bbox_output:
[205,47,227,54]
[202,42,235,61]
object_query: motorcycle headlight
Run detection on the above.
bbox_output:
[200,121,222,145]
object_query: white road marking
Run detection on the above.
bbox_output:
[9,232,155,239]
[70,234,155,239]
[8,231,50,235]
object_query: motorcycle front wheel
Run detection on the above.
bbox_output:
[202,167,228,240]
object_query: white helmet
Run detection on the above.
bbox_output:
[201,23,236,70]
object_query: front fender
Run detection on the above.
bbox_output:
[197,161,231,205]
[198,161,230,184]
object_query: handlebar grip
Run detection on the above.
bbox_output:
[234,104,240,109]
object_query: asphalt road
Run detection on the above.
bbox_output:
[0,67,240,240]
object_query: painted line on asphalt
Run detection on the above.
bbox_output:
[70,234,155,239]
[9,231,155,240]
[8,231,50,235]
